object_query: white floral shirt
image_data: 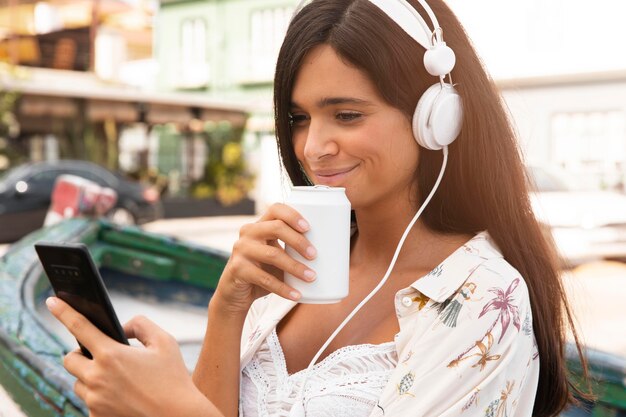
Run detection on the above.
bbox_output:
[239,232,540,416]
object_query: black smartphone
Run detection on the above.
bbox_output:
[34,242,129,359]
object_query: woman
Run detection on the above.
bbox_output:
[47,0,588,416]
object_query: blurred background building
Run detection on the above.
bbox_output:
[1,0,626,211]
[0,0,254,216]
[155,0,294,207]
[448,0,626,193]
[154,0,626,208]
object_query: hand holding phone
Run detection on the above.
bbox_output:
[35,242,129,358]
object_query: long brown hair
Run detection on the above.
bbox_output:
[274,0,589,415]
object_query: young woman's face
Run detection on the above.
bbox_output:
[290,44,420,210]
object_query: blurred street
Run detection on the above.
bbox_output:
[2,215,623,356]
[0,216,625,415]
[142,214,258,252]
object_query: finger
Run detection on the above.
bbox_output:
[46,297,110,356]
[243,219,317,261]
[237,259,302,301]
[64,348,91,380]
[123,315,173,348]
[74,379,88,402]
[259,203,311,233]
[239,239,316,282]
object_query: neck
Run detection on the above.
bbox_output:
[349,203,474,291]
[350,199,439,272]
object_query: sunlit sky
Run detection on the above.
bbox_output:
[446,0,626,79]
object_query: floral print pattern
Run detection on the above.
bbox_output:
[239,232,539,417]
[522,313,532,336]
[448,332,502,371]
[435,281,479,327]
[479,278,521,343]
[484,381,515,417]
[397,372,415,396]
[462,389,480,411]
[448,277,524,370]
[412,293,430,311]
[427,264,444,278]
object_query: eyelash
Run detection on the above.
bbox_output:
[336,112,362,122]
[288,112,363,126]
[289,113,309,126]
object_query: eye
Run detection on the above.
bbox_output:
[288,113,309,126]
[336,112,362,122]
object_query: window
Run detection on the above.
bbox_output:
[551,110,626,189]
[248,7,293,82]
[28,169,61,185]
[179,18,209,88]
[66,168,113,187]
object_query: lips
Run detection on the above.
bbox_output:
[310,165,358,185]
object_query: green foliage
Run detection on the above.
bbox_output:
[0,63,23,170]
[191,120,255,206]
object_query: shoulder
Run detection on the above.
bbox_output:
[443,256,534,350]
[468,256,532,312]
[411,231,530,311]
[473,253,529,286]
[460,232,532,312]
[418,243,533,344]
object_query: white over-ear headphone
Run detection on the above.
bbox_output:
[368,0,463,150]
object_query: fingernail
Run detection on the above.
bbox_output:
[298,219,310,231]
[304,269,316,281]
[290,290,301,300]
[45,297,57,310]
[306,246,317,259]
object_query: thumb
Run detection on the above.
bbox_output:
[123,315,173,348]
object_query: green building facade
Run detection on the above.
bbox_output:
[156,0,297,129]
[156,0,299,208]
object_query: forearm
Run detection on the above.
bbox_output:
[177,387,226,417]
[193,295,247,417]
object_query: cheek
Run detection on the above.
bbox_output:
[370,122,418,163]
[394,143,420,178]
[389,118,419,163]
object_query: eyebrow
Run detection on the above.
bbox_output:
[290,97,373,109]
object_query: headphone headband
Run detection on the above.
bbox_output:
[295,0,441,46]
[367,0,431,49]
[367,0,442,48]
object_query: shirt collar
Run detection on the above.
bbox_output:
[410,231,503,303]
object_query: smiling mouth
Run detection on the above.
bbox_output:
[312,165,358,183]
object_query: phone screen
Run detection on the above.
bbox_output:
[35,242,129,358]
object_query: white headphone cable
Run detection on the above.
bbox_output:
[289,146,449,417]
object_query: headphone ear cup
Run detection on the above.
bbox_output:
[412,83,463,150]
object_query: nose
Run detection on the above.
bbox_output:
[302,119,339,161]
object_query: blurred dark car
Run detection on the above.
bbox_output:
[0,160,162,242]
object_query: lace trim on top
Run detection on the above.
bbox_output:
[240,328,398,417]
